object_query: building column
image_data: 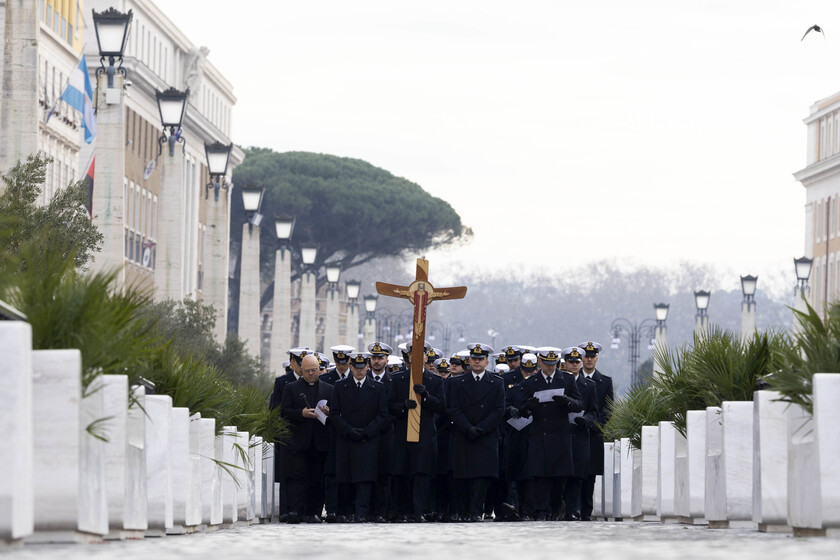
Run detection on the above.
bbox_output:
[90,73,126,289]
[694,315,708,340]
[740,301,756,344]
[269,248,291,374]
[238,223,261,360]
[793,285,809,336]
[345,303,359,347]
[652,324,667,378]
[154,144,185,301]
[0,0,39,179]
[362,316,376,350]
[203,186,231,344]
[298,272,317,350]
[324,287,339,351]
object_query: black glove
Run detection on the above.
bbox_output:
[404,399,418,409]
[553,394,575,407]
[506,406,520,419]
[465,426,483,440]
[518,407,533,419]
[348,427,366,441]
[574,416,587,427]
[413,384,427,395]
[526,397,539,408]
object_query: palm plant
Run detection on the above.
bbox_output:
[602,383,670,449]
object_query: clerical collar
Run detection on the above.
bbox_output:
[307,379,318,386]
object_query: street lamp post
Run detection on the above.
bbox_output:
[324,264,342,351]
[90,8,133,290]
[238,186,265,361]
[344,280,361,346]
[652,303,669,378]
[694,290,711,339]
[153,87,189,302]
[740,275,757,343]
[428,320,467,357]
[269,215,294,374]
[793,256,813,335]
[363,295,378,349]
[610,316,658,386]
[298,245,318,349]
[202,141,234,344]
[204,142,232,201]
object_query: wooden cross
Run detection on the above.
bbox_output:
[376,258,467,442]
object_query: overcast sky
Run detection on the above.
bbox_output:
[164,1,840,296]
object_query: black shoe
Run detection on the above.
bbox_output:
[336,515,350,523]
[522,515,534,522]
[303,514,322,523]
[562,513,580,521]
[447,513,461,523]
[580,515,592,521]
[354,515,367,523]
[286,512,300,524]
[277,513,289,523]
[372,515,387,523]
[535,514,547,521]
[435,512,447,523]
[499,502,519,522]
[468,515,483,523]
[325,513,338,523]
[394,514,408,523]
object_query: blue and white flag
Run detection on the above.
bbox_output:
[59,57,96,143]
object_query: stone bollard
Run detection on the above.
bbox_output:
[0,322,33,544]
[168,407,192,534]
[630,443,642,520]
[593,475,603,519]
[640,425,659,520]
[813,374,840,536]
[145,395,173,537]
[237,431,253,523]
[187,413,203,530]
[262,440,275,521]
[657,421,678,523]
[198,417,222,528]
[674,426,689,521]
[252,436,265,523]
[603,441,616,520]
[102,375,141,539]
[125,385,147,535]
[79,377,108,538]
[685,410,707,525]
[219,427,239,526]
[752,390,790,533]
[705,406,724,525]
[707,402,756,529]
[618,438,634,520]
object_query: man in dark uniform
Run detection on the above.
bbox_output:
[449,342,505,522]
[502,352,539,521]
[330,352,388,522]
[367,341,395,522]
[321,345,355,384]
[561,346,598,521]
[319,345,355,522]
[500,345,523,386]
[389,347,446,522]
[520,347,582,521]
[578,341,613,521]
[280,354,333,523]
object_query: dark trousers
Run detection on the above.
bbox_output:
[468,477,491,518]
[373,474,392,518]
[394,473,432,516]
[433,473,450,515]
[564,476,583,517]
[518,479,535,518]
[285,447,326,516]
[323,474,337,515]
[453,476,469,516]
[337,482,355,516]
[353,482,373,519]
[532,476,566,519]
[581,475,596,518]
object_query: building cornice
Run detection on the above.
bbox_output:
[793,153,840,185]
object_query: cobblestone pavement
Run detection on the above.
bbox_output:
[4,521,838,560]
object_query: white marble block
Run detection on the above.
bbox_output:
[237,431,253,521]
[674,427,689,519]
[686,410,707,523]
[0,322,33,542]
[125,385,147,532]
[145,395,173,536]
[657,421,677,521]
[198,418,221,526]
[102,375,128,537]
[220,427,239,524]
[705,406,725,523]
[28,350,86,542]
[640,425,659,518]
[813,374,840,532]
[187,413,203,528]
[79,377,108,537]
[721,401,755,527]
[619,438,634,519]
[787,402,819,532]
[168,407,191,534]
[593,475,603,519]
[603,442,615,520]
[753,390,789,531]
[631,447,642,519]
[252,436,264,521]
[262,441,274,520]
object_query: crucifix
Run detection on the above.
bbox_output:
[376,258,467,442]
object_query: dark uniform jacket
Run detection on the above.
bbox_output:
[503,378,531,481]
[367,370,394,475]
[583,369,614,477]
[320,367,353,385]
[435,375,455,474]
[388,370,446,475]
[449,371,505,479]
[502,367,524,387]
[569,373,598,478]
[331,376,388,483]
[280,378,333,453]
[269,371,299,478]
[522,372,582,478]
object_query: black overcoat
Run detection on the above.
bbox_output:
[280,378,333,453]
[367,371,394,475]
[269,372,299,478]
[585,369,614,476]
[388,370,445,475]
[503,379,531,481]
[449,372,505,479]
[331,376,388,483]
[522,372,582,478]
[570,374,598,478]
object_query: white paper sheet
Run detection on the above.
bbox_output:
[568,411,584,423]
[315,399,328,425]
[507,416,533,431]
[533,388,565,403]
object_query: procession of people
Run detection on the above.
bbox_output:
[269,340,614,524]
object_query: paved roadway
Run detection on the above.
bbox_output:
[5,520,838,560]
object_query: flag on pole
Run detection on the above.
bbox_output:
[59,57,96,143]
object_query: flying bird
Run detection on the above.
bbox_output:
[802,24,825,41]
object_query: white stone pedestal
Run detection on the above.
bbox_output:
[237,431,253,522]
[0,322,33,543]
[708,402,756,529]
[674,427,689,521]
[145,395,173,537]
[630,445,642,520]
[685,410,707,525]
[618,438,634,519]
[753,390,790,532]
[79,378,108,537]
[199,418,221,527]
[252,436,265,522]
[168,407,191,534]
[219,428,239,525]
[262,441,274,521]
[124,385,147,535]
[187,413,203,530]
[102,375,133,539]
[657,421,678,522]
[593,475,603,519]
[705,406,725,525]
[603,441,616,520]
[640,425,659,520]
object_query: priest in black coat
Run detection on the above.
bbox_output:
[520,347,582,521]
[449,343,505,522]
[330,352,388,522]
[280,354,333,523]
[579,341,614,521]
